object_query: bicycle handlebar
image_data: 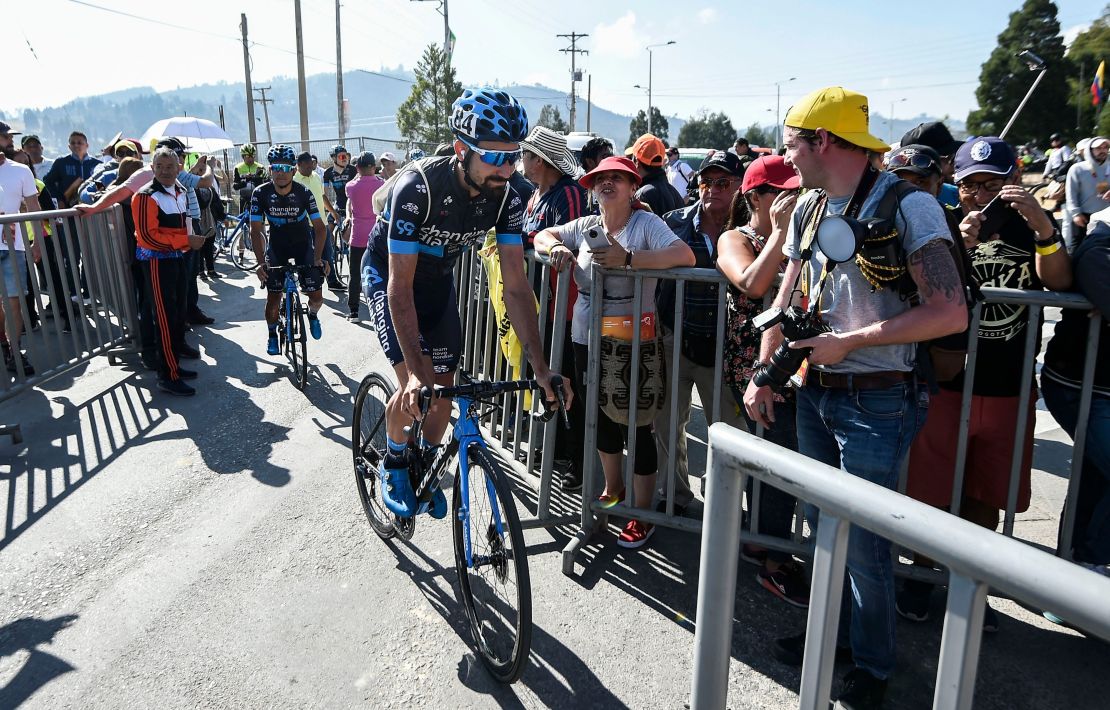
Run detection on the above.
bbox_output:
[420,374,570,429]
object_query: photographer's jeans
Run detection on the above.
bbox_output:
[797,380,927,680]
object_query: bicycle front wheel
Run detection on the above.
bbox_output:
[452,444,532,683]
[231,229,258,271]
[288,295,308,390]
[352,372,396,539]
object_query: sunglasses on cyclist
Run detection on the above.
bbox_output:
[699,177,739,191]
[887,150,940,174]
[270,164,296,173]
[460,138,521,167]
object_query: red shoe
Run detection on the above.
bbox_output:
[617,519,655,549]
[597,488,626,509]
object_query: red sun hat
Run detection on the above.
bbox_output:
[579,156,643,190]
[741,155,802,193]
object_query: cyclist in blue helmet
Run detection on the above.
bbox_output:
[365,87,572,518]
[251,144,329,354]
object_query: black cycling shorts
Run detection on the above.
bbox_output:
[363,250,461,375]
[265,240,324,293]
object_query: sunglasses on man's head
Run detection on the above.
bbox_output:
[888,151,939,174]
[461,138,521,167]
[271,164,296,173]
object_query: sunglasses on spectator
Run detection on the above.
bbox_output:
[888,151,939,174]
[957,178,1006,194]
[271,164,296,173]
[699,177,739,190]
[460,138,521,167]
[753,185,794,196]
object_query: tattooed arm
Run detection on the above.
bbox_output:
[790,239,968,365]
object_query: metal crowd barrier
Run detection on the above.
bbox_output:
[690,423,1110,710]
[0,206,138,437]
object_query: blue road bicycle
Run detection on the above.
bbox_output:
[268,264,309,390]
[351,370,567,683]
[215,208,258,271]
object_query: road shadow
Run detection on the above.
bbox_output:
[0,614,78,708]
[380,535,627,709]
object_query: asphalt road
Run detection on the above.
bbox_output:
[1,265,1106,709]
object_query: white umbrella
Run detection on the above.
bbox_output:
[140,116,234,153]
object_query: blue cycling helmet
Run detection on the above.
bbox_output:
[449,88,529,144]
[267,144,296,165]
[330,144,349,158]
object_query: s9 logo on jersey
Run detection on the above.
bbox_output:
[395,220,416,236]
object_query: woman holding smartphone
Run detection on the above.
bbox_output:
[535,155,694,549]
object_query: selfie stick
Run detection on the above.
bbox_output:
[1000,50,1048,140]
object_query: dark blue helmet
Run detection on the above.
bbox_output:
[330,144,349,158]
[267,144,296,165]
[449,88,528,144]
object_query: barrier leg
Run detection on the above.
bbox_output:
[690,438,744,710]
[933,572,987,710]
[798,512,850,710]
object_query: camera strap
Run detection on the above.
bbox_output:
[796,165,880,301]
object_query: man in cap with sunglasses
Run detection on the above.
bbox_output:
[900,121,964,208]
[745,86,967,710]
[654,150,747,516]
[365,88,571,519]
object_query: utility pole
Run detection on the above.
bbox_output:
[774,77,796,150]
[410,0,450,57]
[240,14,257,143]
[254,87,274,144]
[646,41,676,135]
[558,32,588,131]
[293,0,310,151]
[336,0,345,141]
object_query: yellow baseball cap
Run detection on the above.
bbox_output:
[785,86,889,153]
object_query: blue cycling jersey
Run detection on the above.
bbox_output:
[250,181,320,245]
[368,156,524,279]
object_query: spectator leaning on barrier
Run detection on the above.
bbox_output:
[343,151,384,322]
[535,155,695,550]
[1065,135,1110,246]
[0,145,45,377]
[665,146,695,197]
[519,126,588,491]
[743,86,967,709]
[715,154,809,607]
[901,137,1072,628]
[131,148,206,396]
[19,134,53,180]
[630,134,684,216]
[1042,209,1110,575]
[653,150,747,516]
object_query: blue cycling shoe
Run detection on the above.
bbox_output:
[379,461,417,517]
[266,334,279,355]
[416,488,448,519]
[308,314,322,340]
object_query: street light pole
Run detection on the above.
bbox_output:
[646,41,676,135]
[774,77,796,150]
[889,98,907,143]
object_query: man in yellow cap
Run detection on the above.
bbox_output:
[743,86,968,710]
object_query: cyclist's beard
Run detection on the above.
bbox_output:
[462,153,508,200]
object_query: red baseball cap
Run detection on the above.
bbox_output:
[741,155,801,193]
[579,156,642,190]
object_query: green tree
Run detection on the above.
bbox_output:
[742,122,773,147]
[677,110,737,149]
[1065,6,1110,137]
[396,44,463,144]
[627,108,669,146]
[536,104,569,133]
[966,0,1071,144]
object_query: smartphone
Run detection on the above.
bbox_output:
[976,195,1010,241]
[583,227,612,251]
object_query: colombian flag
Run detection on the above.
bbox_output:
[1093,61,1106,107]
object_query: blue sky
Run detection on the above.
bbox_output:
[4,0,1106,132]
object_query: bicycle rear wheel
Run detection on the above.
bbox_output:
[231,229,258,271]
[452,444,532,683]
[288,294,308,390]
[352,372,396,539]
